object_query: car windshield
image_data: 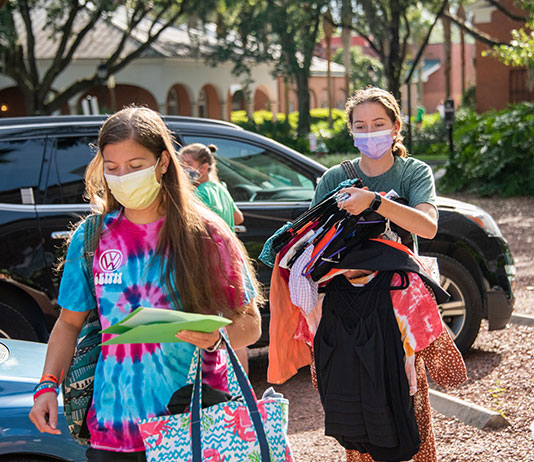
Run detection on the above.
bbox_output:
[181,135,315,202]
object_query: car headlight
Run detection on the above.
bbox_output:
[462,206,503,238]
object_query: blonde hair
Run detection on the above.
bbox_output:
[83,107,262,315]
[345,87,407,157]
[178,143,220,182]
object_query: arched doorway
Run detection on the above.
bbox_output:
[198,85,220,119]
[253,87,271,111]
[231,89,246,112]
[0,86,27,117]
[77,84,158,114]
[167,84,192,116]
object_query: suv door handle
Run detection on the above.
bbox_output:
[235,225,247,233]
[51,231,72,240]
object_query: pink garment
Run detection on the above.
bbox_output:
[390,272,443,394]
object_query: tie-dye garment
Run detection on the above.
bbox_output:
[345,271,443,395]
[58,210,255,452]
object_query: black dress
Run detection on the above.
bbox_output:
[314,271,421,462]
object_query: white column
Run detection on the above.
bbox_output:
[220,100,228,121]
[271,100,279,120]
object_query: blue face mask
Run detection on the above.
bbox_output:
[184,167,201,183]
[353,129,394,160]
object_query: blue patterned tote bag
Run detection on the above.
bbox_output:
[138,337,294,462]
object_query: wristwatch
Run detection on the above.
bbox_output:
[369,192,382,212]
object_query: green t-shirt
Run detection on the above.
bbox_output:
[196,181,238,229]
[312,156,437,212]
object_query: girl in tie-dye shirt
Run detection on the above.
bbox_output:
[29,107,262,462]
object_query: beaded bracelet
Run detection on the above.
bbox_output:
[34,380,58,392]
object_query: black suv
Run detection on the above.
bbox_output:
[0,116,516,352]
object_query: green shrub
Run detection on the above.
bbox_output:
[439,103,534,196]
[407,114,449,157]
[231,111,310,153]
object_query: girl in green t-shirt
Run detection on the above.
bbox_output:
[178,143,250,372]
[178,143,243,230]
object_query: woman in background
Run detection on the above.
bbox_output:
[179,143,250,373]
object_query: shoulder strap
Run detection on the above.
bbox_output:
[83,214,101,301]
[341,160,359,179]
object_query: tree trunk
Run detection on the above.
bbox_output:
[458,4,466,98]
[341,0,352,99]
[442,1,452,99]
[382,7,402,101]
[295,69,311,137]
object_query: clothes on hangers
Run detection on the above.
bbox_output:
[314,272,421,461]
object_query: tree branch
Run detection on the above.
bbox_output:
[400,10,410,64]
[47,0,189,113]
[106,2,149,68]
[39,2,83,100]
[442,10,507,47]
[484,0,527,23]
[405,0,448,84]
[17,0,38,85]
[328,16,383,56]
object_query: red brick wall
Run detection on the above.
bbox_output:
[422,42,476,113]
[474,0,526,112]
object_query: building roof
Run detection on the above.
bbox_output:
[407,59,441,82]
[12,4,344,76]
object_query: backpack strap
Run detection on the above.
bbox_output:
[83,214,101,301]
[341,160,359,180]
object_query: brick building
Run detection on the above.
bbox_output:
[469,0,534,112]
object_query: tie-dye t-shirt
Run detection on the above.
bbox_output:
[57,210,255,452]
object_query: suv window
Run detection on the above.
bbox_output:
[182,135,315,202]
[0,139,45,204]
[43,136,96,204]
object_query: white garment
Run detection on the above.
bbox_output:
[288,245,318,314]
[279,230,315,269]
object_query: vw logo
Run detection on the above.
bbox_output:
[99,249,123,272]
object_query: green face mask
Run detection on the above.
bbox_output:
[104,160,161,210]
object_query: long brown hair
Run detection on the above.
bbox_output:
[178,143,221,182]
[84,107,261,316]
[345,87,407,157]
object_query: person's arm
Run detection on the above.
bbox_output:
[29,309,89,435]
[175,299,261,350]
[233,207,244,226]
[338,187,438,239]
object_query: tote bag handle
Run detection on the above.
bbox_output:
[189,336,271,462]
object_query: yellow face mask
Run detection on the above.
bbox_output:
[104,160,161,210]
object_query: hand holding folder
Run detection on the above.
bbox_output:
[101,307,232,345]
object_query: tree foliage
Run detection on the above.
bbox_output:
[483,1,534,88]
[0,0,202,115]
[208,0,329,136]
[332,46,384,90]
[340,0,447,99]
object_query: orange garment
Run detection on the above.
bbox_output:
[267,256,312,384]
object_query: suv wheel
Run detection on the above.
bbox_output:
[0,301,40,341]
[426,253,483,353]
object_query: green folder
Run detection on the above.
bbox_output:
[101,306,232,345]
